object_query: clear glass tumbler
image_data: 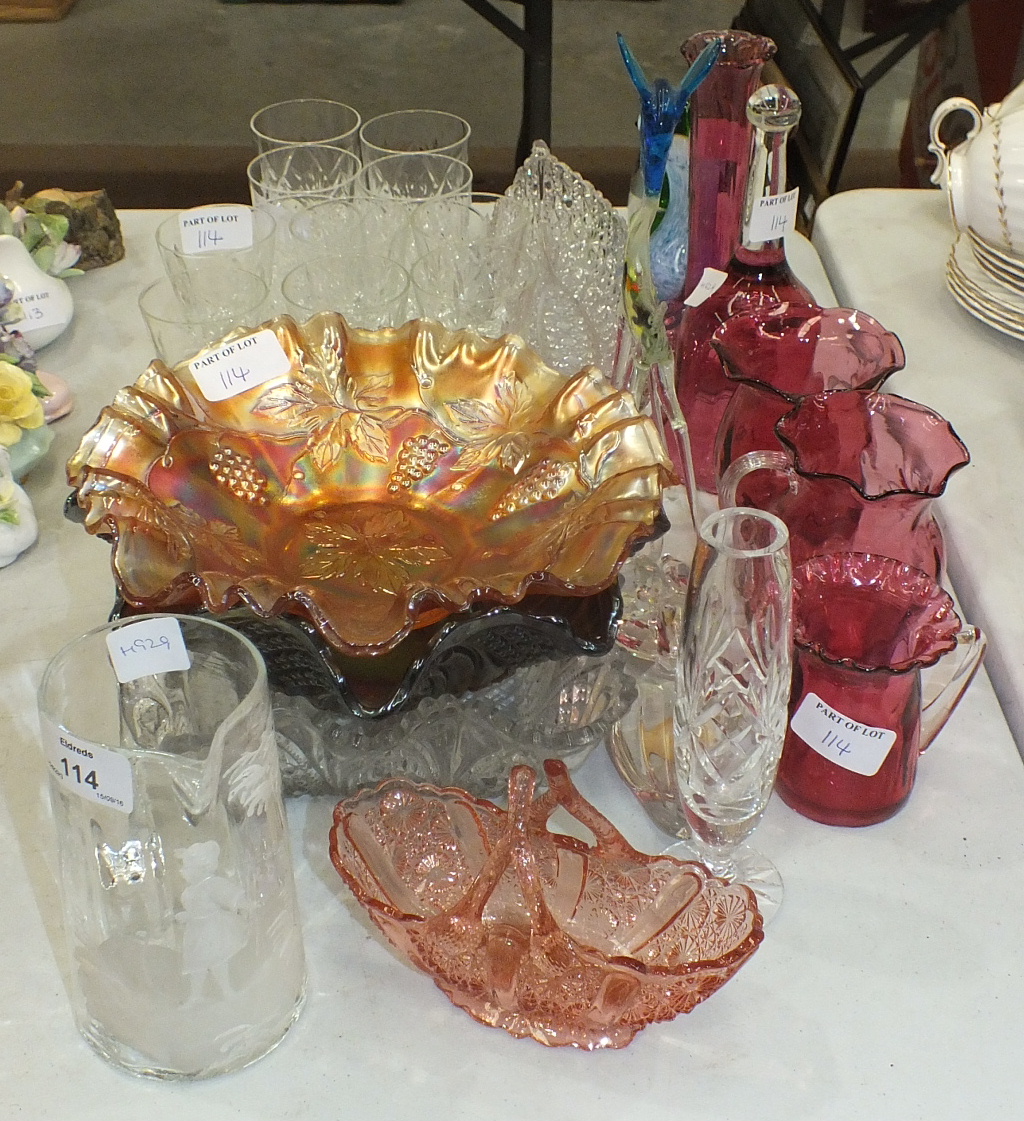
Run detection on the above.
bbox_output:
[37,614,306,1079]
[409,243,504,334]
[281,252,410,328]
[355,152,473,202]
[358,108,470,162]
[250,98,361,155]
[247,144,362,210]
[156,205,278,304]
[138,272,271,366]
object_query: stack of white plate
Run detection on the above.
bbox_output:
[946,227,1024,341]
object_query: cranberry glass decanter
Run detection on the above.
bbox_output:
[674,84,815,493]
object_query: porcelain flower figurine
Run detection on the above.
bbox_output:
[0,359,46,446]
[0,445,38,567]
[0,278,69,422]
[0,196,83,279]
[0,350,53,479]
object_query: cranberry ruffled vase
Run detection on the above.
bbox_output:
[711,302,906,500]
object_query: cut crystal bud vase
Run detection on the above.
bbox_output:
[670,507,792,917]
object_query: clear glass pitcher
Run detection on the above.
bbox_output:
[37,614,306,1079]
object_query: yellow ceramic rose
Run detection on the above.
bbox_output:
[0,360,45,446]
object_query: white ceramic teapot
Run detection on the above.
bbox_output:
[0,234,74,349]
[928,79,1024,255]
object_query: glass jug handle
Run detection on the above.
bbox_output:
[717,449,792,508]
[920,624,987,751]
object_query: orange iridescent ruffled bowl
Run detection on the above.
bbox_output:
[330,759,763,1050]
[67,315,674,660]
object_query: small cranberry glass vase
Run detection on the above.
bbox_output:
[712,303,906,494]
[776,553,986,826]
[672,84,815,494]
[668,29,776,330]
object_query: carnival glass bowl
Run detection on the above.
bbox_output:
[67,314,673,657]
[330,760,763,1050]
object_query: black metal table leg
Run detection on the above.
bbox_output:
[456,0,553,168]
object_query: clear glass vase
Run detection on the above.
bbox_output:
[668,507,792,918]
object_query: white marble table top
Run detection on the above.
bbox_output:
[813,187,1024,755]
[2,210,1022,1120]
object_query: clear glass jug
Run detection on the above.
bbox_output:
[37,614,306,1079]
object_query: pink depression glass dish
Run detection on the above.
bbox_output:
[66,315,674,656]
[330,759,763,1050]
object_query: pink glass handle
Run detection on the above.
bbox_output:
[919,623,987,750]
[717,448,793,508]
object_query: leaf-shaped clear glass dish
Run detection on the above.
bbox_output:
[67,315,672,658]
[492,141,627,376]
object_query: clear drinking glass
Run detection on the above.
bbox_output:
[358,109,471,162]
[250,98,361,155]
[37,614,306,1079]
[247,144,362,210]
[409,243,504,333]
[138,272,271,365]
[355,152,473,202]
[281,252,410,328]
[408,194,500,255]
[667,507,792,918]
[156,205,278,303]
[289,196,416,269]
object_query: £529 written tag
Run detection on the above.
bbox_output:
[105,617,192,683]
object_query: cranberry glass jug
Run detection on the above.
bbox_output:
[711,302,905,491]
[719,390,970,580]
[776,553,986,826]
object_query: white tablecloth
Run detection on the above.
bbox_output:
[813,187,1024,756]
[2,211,1022,1120]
